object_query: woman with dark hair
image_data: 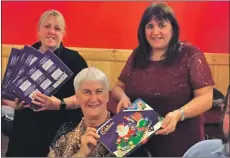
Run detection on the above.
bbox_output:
[111,2,214,157]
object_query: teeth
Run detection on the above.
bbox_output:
[88,104,99,108]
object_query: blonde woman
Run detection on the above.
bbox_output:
[4,10,87,157]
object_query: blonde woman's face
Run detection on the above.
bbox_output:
[38,15,65,50]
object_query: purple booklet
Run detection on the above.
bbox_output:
[5,46,44,101]
[97,98,164,157]
[11,48,73,109]
[1,48,21,100]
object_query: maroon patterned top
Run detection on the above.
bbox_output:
[118,42,215,157]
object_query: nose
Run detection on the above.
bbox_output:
[152,27,160,35]
[48,27,55,35]
[90,93,98,102]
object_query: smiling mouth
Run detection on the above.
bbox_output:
[46,37,55,40]
[152,37,162,40]
[88,104,99,108]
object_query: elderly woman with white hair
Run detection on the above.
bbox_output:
[48,67,150,157]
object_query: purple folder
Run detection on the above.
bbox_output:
[4,46,44,101]
[12,48,73,109]
[97,98,164,157]
[1,48,21,100]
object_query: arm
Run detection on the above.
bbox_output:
[111,52,135,112]
[179,47,214,119]
[111,80,128,101]
[156,46,214,135]
[32,93,80,111]
[156,88,213,136]
[111,80,131,113]
[62,95,80,109]
[178,86,213,120]
[72,151,85,157]
[32,49,88,111]
[2,98,29,110]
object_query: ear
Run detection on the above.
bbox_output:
[75,92,79,100]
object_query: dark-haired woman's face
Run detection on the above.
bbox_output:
[145,18,172,51]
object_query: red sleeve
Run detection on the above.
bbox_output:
[118,51,135,84]
[188,48,215,90]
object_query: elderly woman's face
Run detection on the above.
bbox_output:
[76,80,109,118]
[145,18,173,51]
[38,15,64,50]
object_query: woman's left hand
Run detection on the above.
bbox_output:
[31,93,61,111]
[155,110,181,135]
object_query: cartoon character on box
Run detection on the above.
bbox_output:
[128,101,146,110]
[129,117,149,145]
[116,123,136,145]
[116,112,150,154]
[137,101,146,110]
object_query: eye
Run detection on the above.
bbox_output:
[146,24,153,29]
[44,25,50,29]
[158,23,165,28]
[83,90,90,95]
[55,27,61,31]
[96,89,103,94]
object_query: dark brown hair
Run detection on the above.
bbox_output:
[133,2,180,69]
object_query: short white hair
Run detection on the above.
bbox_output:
[73,67,110,92]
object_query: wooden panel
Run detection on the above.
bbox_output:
[110,61,126,87]
[85,60,92,67]
[90,61,111,89]
[1,44,229,94]
[212,65,229,95]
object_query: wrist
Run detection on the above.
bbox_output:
[120,94,129,100]
[56,99,61,110]
[59,98,66,111]
[77,149,87,157]
[175,108,185,121]
[74,151,85,157]
[174,109,183,122]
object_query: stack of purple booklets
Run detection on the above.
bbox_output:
[1,45,73,109]
[97,98,164,157]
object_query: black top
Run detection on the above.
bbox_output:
[6,42,88,157]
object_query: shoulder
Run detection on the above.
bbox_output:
[179,41,204,59]
[183,139,222,157]
[127,50,135,61]
[60,47,88,72]
[48,130,76,157]
[62,47,86,61]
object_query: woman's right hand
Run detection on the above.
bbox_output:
[116,95,131,113]
[78,127,100,157]
[2,98,29,110]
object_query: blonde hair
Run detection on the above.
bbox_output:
[37,9,66,32]
[73,67,110,92]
